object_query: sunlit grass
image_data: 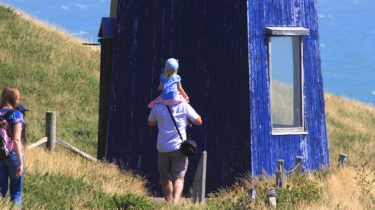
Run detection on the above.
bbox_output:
[0,5,100,156]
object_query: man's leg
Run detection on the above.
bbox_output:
[171,150,188,204]
[162,181,173,202]
[158,152,174,202]
[173,179,184,204]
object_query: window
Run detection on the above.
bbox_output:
[265,27,309,135]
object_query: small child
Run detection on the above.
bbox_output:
[148,58,189,108]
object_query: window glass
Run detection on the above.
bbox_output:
[270,36,302,128]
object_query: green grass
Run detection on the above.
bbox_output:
[22,172,156,209]
[0,5,100,156]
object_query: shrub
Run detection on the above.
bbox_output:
[276,173,322,207]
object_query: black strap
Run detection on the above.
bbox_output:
[166,105,184,141]
[2,109,16,119]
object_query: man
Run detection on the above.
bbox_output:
[16,104,29,144]
[147,102,202,204]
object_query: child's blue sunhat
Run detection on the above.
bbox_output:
[165,58,179,71]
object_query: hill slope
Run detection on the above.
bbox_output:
[0,5,99,155]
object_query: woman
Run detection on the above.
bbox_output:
[0,86,24,207]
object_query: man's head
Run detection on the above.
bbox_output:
[16,104,29,115]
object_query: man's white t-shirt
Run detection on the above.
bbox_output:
[148,102,199,152]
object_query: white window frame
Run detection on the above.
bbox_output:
[265,27,309,135]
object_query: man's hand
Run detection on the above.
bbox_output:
[148,120,157,126]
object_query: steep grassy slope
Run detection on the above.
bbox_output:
[0,5,99,155]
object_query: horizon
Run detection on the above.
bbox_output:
[0,0,374,106]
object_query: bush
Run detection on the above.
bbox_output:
[276,173,322,207]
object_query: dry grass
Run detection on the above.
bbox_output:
[301,167,375,209]
[208,166,375,209]
[24,146,148,196]
[325,93,375,167]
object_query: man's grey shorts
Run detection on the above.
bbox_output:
[158,150,188,185]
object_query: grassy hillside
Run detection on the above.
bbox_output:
[1,4,375,209]
[0,5,99,156]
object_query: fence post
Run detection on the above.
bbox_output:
[46,112,56,151]
[277,159,284,172]
[295,156,302,173]
[268,187,277,208]
[275,171,282,188]
[248,188,256,201]
[193,151,207,203]
[338,153,347,167]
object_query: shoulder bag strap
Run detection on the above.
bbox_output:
[166,105,184,141]
[2,109,16,119]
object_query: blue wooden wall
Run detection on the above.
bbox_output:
[104,0,329,193]
[247,0,329,175]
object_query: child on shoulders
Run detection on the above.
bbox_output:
[148,58,189,108]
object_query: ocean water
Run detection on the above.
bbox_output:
[318,0,375,106]
[0,0,110,42]
[1,0,374,105]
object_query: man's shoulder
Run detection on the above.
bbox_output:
[153,104,165,110]
[173,102,195,112]
[153,102,193,111]
[153,104,171,114]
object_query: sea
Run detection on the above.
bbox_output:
[1,0,374,106]
[318,0,375,106]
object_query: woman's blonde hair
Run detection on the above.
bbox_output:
[163,68,177,79]
[0,86,20,108]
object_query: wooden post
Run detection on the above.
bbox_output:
[56,138,97,162]
[275,171,282,188]
[277,159,284,172]
[26,137,47,150]
[268,187,277,208]
[193,151,207,203]
[295,156,303,173]
[248,188,256,201]
[46,112,56,151]
[338,153,347,167]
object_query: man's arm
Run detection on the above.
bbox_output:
[192,116,202,126]
[148,120,157,126]
[148,106,157,126]
[186,103,202,126]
